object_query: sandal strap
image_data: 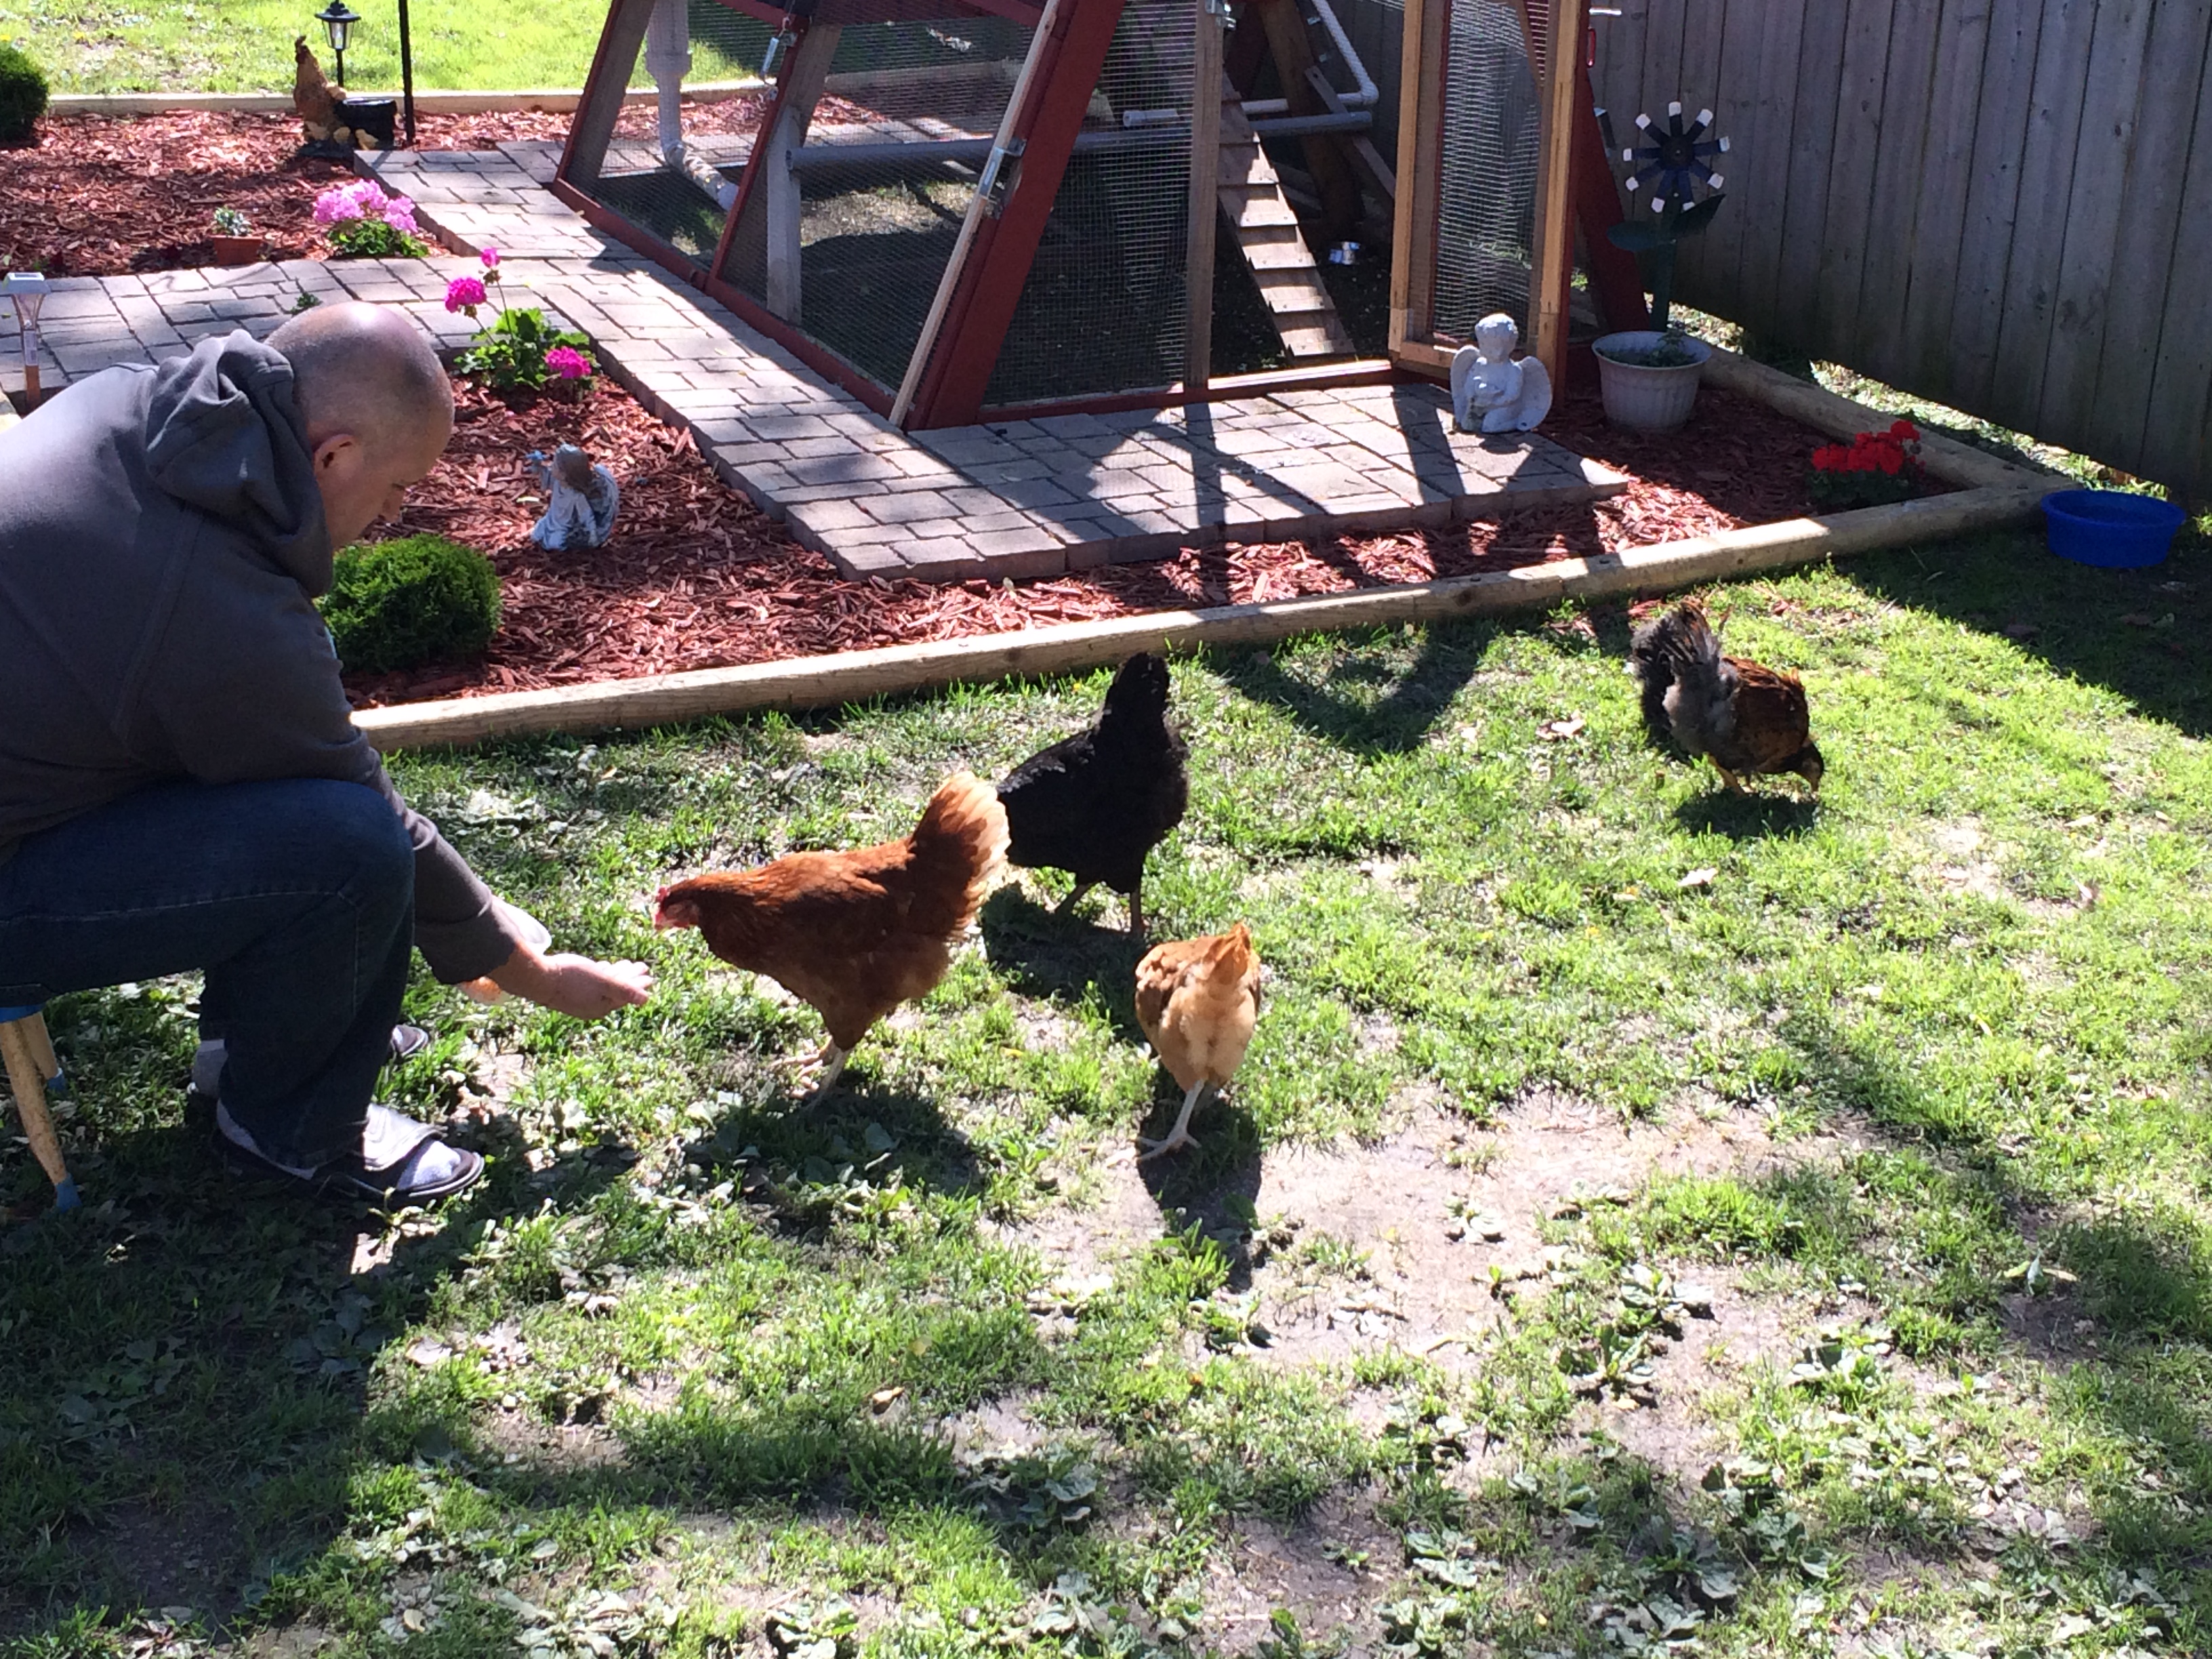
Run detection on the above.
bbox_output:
[361,1102,441,1174]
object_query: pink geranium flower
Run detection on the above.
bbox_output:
[480,246,501,269]
[445,275,488,313]
[545,346,592,381]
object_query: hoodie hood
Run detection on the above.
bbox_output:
[142,330,335,595]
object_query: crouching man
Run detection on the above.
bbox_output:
[0,303,651,1204]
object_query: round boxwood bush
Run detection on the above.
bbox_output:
[323,535,501,674]
[0,43,48,146]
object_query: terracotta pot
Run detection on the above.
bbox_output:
[211,234,266,267]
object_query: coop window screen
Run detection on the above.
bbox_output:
[983,0,1196,409]
[579,1,780,266]
[1431,0,1541,344]
[768,16,1038,392]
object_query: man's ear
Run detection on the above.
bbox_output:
[311,431,361,476]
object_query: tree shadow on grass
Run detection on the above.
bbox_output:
[0,1100,630,1633]
[978,887,1150,1045]
[1207,625,1492,756]
[1849,528,2212,740]
[1771,1005,2212,1571]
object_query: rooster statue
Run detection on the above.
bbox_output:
[293,37,343,146]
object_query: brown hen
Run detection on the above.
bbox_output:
[653,772,1008,1101]
[1132,923,1263,1160]
[1626,600,1824,794]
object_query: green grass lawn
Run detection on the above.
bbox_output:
[5,526,2212,1658]
[0,1,758,96]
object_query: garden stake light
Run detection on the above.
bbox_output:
[316,0,361,89]
[396,0,416,143]
[3,271,47,407]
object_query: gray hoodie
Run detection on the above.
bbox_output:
[0,329,516,982]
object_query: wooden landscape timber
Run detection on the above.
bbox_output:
[1696,346,2055,491]
[357,478,2052,752]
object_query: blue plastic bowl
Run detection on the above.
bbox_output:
[2042,489,2185,569]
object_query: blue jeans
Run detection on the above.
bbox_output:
[0,779,413,1166]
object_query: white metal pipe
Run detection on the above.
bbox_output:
[1306,0,1377,108]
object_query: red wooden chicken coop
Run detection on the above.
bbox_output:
[552,0,1644,429]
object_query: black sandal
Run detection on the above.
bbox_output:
[217,1102,483,1204]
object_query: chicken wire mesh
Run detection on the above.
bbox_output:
[983,0,1195,407]
[1431,0,1541,344]
[768,15,1038,390]
[581,1,781,264]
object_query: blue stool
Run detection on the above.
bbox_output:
[0,1004,79,1211]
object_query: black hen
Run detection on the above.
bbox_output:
[998,653,1189,936]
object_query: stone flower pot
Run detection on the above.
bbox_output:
[210,234,266,266]
[1593,329,1712,432]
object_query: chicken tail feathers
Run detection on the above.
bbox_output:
[1632,601,1734,739]
[907,771,1010,935]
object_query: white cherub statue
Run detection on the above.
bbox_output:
[526,444,620,551]
[1449,312,1553,434]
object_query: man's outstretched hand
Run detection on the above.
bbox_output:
[484,943,654,1018]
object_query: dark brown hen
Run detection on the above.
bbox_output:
[1626,600,1824,794]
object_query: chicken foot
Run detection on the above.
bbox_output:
[1138,1080,1210,1160]
[802,1040,850,1107]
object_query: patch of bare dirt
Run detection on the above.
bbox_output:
[1186,1489,1400,1653]
[1008,1094,1864,1384]
[83,1497,243,1627]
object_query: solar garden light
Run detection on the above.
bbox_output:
[4,271,49,407]
[316,0,362,87]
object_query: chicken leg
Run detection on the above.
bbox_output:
[1126,880,1145,940]
[1055,881,1097,917]
[1138,1080,1209,1160]
[803,1040,850,1107]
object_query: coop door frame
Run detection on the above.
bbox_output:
[1388,0,1584,390]
[552,0,1072,419]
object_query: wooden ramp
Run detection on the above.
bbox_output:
[1215,85,1353,359]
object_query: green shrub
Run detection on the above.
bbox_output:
[0,43,49,145]
[322,535,501,675]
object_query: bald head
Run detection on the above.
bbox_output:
[268,302,454,549]
[270,300,453,451]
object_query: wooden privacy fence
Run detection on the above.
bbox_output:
[1580,0,2212,502]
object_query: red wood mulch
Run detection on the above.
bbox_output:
[342,373,1863,708]
[0,104,760,276]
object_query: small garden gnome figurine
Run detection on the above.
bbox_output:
[1450,312,1553,434]
[526,445,620,551]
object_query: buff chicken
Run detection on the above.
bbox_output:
[1627,600,1824,794]
[653,772,1008,1102]
[1132,923,1263,1160]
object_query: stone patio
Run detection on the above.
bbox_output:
[1,142,1629,583]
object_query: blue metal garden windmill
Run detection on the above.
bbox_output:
[1607,100,1731,331]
